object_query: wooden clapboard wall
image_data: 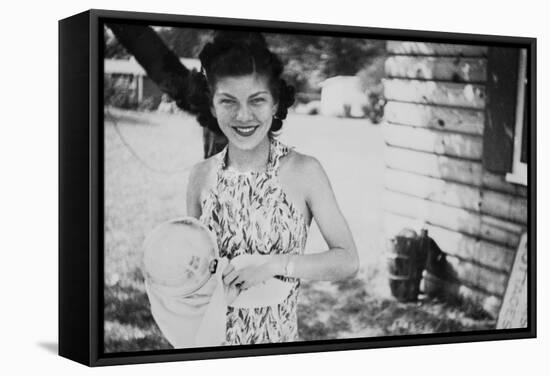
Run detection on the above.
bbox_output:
[382,41,528,317]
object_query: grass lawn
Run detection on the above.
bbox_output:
[103,107,495,352]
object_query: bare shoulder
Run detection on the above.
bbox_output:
[189,156,215,181]
[281,149,326,180]
[279,149,330,202]
[187,155,219,199]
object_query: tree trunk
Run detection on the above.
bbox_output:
[105,23,227,158]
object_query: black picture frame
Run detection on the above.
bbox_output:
[59,8,537,367]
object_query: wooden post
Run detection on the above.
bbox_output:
[497,233,528,328]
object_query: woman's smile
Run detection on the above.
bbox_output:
[232,125,260,137]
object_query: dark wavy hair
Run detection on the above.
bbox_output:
[187,31,295,135]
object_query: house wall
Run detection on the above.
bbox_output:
[382,41,527,317]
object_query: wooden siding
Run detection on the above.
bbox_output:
[385,56,487,83]
[385,101,484,135]
[384,212,516,273]
[384,79,486,109]
[384,123,483,160]
[385,146,527,197]
[383,190,525,244]
[387,42,488,57]
[384,169,527,225]
[382,41,528,316]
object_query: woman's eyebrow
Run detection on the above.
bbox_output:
[250,91,269,97]
[216,91,269,98]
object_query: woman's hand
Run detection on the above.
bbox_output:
[222,255,280,291]
[218,261,239,305]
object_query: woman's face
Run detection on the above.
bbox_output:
[210,74,278,151]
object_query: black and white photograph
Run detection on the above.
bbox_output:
[4,0,550,373]
[99,15,533,356]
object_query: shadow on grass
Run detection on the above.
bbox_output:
[104,282,152,330]
[104,279,172,353]
[104,273,496,352]
[298,276,496,341]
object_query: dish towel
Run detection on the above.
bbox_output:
[146,254,294,348]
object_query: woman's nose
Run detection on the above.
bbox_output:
[235,104,253,122]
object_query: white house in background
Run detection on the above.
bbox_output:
[318,75,368,118]
[104,57,201,103]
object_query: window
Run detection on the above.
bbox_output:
[505,49,528,186]
[483,47,529,186]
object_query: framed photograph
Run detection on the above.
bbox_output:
[59,8,536,366]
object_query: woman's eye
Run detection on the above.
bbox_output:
[220,99,235,105]
[251,98,265,104]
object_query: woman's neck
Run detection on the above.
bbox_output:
[226,137,271,173]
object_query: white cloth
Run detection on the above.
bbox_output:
[145,254,294,348]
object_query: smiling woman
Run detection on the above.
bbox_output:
[211,74,277,154]
[145,30,360,346]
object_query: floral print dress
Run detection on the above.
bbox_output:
[199,137,308,345]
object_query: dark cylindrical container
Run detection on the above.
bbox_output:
[387,228,428,302]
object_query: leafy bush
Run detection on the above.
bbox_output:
[104,74,138,110]
[138,96,161,112]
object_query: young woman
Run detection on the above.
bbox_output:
[186,31,359,345]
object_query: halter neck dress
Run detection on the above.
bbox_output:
[199,137,308,345]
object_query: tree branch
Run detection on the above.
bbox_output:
[105,23,192,111]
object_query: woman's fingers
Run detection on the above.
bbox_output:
[223,271,247,290]
[222,268,240,287]
[222,261,248,289]
[237,280,249,290]
[234,278,246,290]
[222,262,235,278]
[222,260,266,290]
[221,263,236,284]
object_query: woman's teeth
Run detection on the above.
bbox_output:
[234,126,257,136]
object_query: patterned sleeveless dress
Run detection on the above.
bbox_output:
[199,137,308,345]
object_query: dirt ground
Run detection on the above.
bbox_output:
[103,107,495,352]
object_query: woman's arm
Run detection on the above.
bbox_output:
[186,161,210,219]
[229,156,359,290]
[280,156,359,280]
